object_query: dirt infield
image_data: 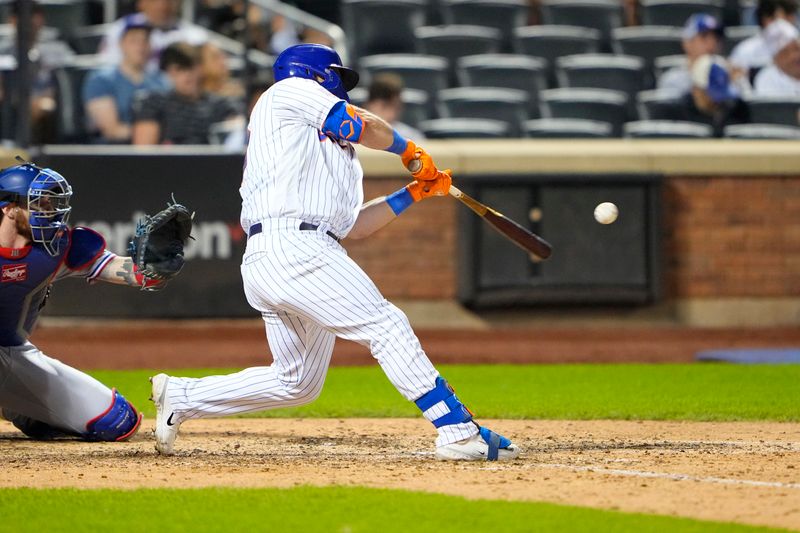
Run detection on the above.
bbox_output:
[1,419,798,530]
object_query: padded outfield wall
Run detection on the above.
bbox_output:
[2,140,798,327]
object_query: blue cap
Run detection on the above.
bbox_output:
[121,13,153,37]
[683,13,724,40]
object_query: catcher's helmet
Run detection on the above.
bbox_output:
[273,44,359,101]
[0,162,72,256]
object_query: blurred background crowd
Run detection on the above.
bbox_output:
[1,0,799,146]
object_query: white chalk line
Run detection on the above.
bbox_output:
[480,462,800,489]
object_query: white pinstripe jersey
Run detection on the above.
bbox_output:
[240,77,364,238]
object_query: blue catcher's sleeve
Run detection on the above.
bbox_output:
[66,227,106,270]
[321,101,364,143]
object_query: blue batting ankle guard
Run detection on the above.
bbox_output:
[415,376,473,428]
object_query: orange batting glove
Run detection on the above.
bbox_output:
[407,169,452,202]
[401,141,440,181]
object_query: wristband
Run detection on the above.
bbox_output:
[385,130,408,155]
[386,187,414,215]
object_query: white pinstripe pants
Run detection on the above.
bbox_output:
[167,218,476,446]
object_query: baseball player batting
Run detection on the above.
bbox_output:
[150,44,520,461]
[0,160,189,441]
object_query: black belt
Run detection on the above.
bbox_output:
[248,221,340,242]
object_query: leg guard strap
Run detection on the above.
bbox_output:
[479,426,512,461]
[415,377,473,428]
[85,389,142,442]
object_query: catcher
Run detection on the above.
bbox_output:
[0,159,192,441]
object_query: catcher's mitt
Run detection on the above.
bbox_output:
[128,199,193,290]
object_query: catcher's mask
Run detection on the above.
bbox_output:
[0,161,72,256]
[273,44,359,102]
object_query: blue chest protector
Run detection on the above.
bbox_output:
[0,227,105,347]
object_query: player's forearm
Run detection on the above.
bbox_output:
[347,197,398,240]
[97,255,166,289]
[97,256,139,286]
[352,106,395,150]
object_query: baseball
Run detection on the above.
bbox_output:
[594,202,618,224]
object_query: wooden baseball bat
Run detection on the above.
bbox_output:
[448,185,552,260]
[407,159,552,260]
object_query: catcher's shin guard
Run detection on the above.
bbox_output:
[414,377,474,428]
[85,389,143,442]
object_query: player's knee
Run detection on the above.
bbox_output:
[292,382,324,404]
[84,389,143,442]
[280,375,324,405]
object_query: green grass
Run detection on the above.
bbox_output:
[0,487,786,533]
[91,364,800,422]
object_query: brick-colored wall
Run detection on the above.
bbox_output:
[663,176,800,298]
[349,174,800,301]
[346,179,457,299]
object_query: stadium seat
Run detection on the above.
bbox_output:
[438,87,528,136]
[524,117,613,137]
[654,54,686,80]
[53,54,104,143]
[419,117,510,137]
[539,0,624,50]
[746,96,800,126]
[556,54,646,101]
[611,26,684,72]
[0,23,60,43]
[69,23,111,55]
[0,54,16,141]
[440,0,529,49]
[359,54,449,104]
[513,25,601,85]
[723,25,759,56]
[624,120,714,137]
[341,0,426,61]
[398,89,430,127]
[636,89,684,120]
[38,0,89,39]
[639,0,724,26]
[539,87,628,136]
[457,54,548,117]
[415,25,502,84]
[723,123,800,139]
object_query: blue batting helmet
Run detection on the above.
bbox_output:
[0,162,72,256]
[273,44,359,101]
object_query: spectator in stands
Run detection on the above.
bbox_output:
[754,19,800,96]
[0,1,75,143]
[730,0,798,78]
[99,0,207,71]
[363,74,425,140]
[199,42,244,99]
[672,55,750,136]
[132,42,242,145]
[83,21,168,143]
[659,14,724,95]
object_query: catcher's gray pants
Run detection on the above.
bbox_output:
[165,218,478,446]
[0,342,114,435]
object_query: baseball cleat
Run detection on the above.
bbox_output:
[150,373,180,455]
[435,426,520,461]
